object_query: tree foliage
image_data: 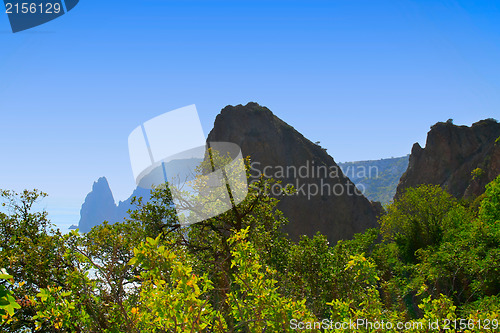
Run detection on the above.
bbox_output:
[1,169,499,332]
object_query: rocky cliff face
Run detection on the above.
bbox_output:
[396,119,500,199]
[207,102,381,244]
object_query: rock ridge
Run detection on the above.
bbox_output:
[396,118,500,199]
[208,102,381,244]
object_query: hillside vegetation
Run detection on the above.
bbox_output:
[1,157,499,332]
[339,155,409,205]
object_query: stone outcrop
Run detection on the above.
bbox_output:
[396,119,500,199]
[207,102,381,244]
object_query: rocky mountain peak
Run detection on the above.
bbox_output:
[78,177,116,233]
[396,118,500,199]
[208,102,381,244]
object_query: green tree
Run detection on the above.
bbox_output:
[0,189,71,332]
[381,185,457,262]
[0,270,21,328]
[134,153,292,323]
[31,152,302,331]
[479,174,500,224]
[415,176,500,304]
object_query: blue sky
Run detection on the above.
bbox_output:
[1,0,499,229]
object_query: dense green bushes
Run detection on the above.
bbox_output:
[1,170,499,332]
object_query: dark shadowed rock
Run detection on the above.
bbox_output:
[396,119,500,199]
[207,102,380,244]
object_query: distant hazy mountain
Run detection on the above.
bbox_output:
[78,153,205,232]
[338,156,409,205]
[78,177,150,233]
[78,177,116,233]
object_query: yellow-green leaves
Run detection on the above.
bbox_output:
[0,272,21,319]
